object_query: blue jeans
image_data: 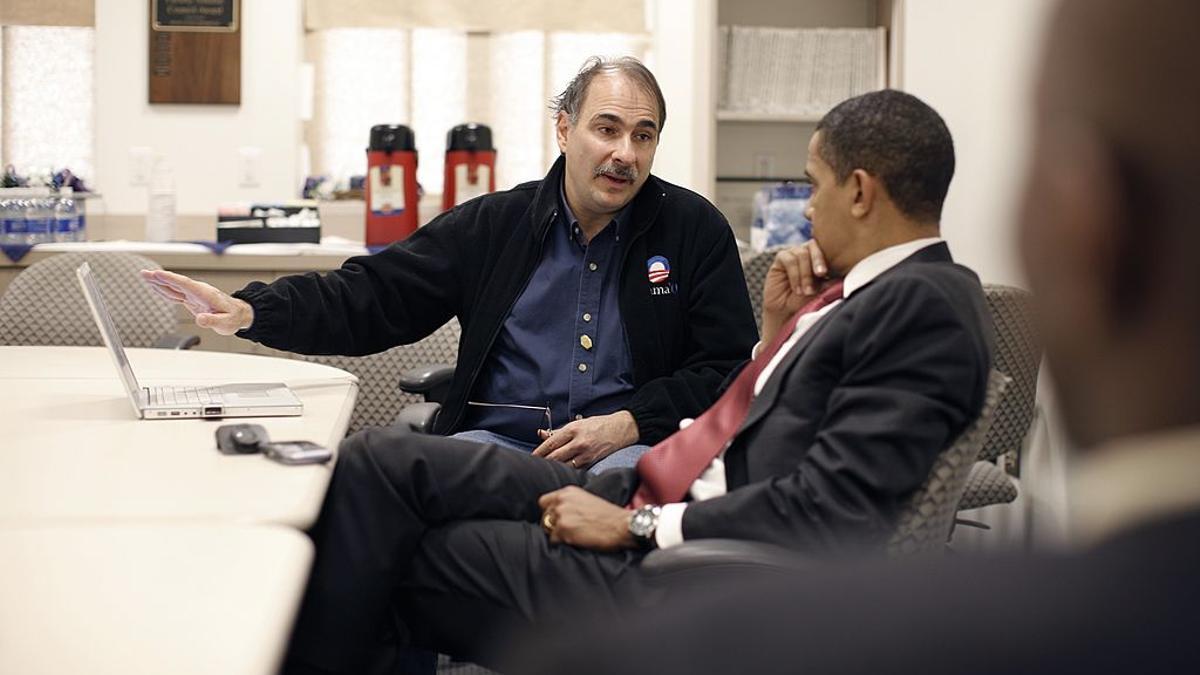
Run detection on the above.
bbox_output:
[450,429,650,474]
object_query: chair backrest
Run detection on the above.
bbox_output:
[0,251,177,348]
[296,319,461,434]
[741,246,787,334]
[886,369,1009,557]
[979,284,1043,464]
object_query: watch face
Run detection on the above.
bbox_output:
[630,506,659,538]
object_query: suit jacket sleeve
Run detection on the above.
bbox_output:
[231,208,466,356]
[623,217,759,444]
[679,273,990,553]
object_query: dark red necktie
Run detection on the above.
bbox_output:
[629,281,845,508]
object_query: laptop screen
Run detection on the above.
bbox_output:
[76,262,144,414]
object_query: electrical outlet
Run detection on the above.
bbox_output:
[753,153,776,178]
[129,147,153,186]
[238,146,262,188]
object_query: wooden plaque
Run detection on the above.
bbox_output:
[149,0,241,104]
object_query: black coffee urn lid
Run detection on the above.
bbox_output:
[369,124,415,152]
[446,123,494,152]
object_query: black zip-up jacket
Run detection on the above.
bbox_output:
[233,157,758,444]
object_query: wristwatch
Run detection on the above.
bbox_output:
[629,504,662,550]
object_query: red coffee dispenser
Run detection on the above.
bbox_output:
[441,123,496,212]
[366,124,419,245]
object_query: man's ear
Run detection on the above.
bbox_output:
[849,169,875,219]
[555,112,571,155]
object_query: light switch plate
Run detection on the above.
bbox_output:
[238,146,262,188]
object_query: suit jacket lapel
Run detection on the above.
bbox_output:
[736,305,840,434]
[733,241,955,437]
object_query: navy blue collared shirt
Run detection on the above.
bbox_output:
[462,181,636,443]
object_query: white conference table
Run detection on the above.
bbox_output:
[0,524,313,675]
[0,345,358,529]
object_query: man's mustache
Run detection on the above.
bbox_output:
[594,163,638,182]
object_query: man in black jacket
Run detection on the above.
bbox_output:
[142,56,757,471]
[278,90,993,674]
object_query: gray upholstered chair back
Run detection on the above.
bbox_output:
[979,284,1042,464]
[741,246,787,334]
[0,251,177,348]
[886,369,1009,556]
[296,319,461,435]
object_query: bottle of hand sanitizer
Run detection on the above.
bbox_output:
[146,157,176,242]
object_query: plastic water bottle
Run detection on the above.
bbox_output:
[75,195,87,241]
[53,195,80,242]
[24,198,51,245]
[146,160,176,242]
[0,199,21,244]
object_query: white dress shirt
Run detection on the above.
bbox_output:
[655,237,945,548]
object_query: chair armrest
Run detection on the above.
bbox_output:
[956,460,1018,511]
[153,332,201,350]
[393,402,441,434]
[397,364,455,402]
[640,539,807,578]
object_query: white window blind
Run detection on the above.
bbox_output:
[410,28,467,195]
[0,25,94,181]
[307,28,649,195]
[309,28,410,188]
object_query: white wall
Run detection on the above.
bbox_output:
[94,0,302,215]
[648,0,717,200]
[899,0,1071,550]
[897,0,1055,286]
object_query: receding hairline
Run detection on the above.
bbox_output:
[571,72,664,130]
[550,57,668,133]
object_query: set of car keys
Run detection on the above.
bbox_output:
[215,423,332,464]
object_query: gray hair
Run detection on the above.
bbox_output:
[550,56,667,132]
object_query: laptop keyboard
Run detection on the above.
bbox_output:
[147,386,222,406]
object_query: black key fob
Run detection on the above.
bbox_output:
[215,423,268,455]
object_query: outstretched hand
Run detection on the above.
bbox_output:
[140,269,255,336]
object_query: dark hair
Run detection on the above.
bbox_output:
[550,56,666,132]
[815,90,955,222]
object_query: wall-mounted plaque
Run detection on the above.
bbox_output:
[152,0,238,32]
[148,0,241,104]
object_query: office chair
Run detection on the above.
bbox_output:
[741,245,787,334]
[639,369,1008,577]
[296,319,461,435]
[0,251,197,349]
[957,285,1042,512]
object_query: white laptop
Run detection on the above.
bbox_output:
[76,261,303,420]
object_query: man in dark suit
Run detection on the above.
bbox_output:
[516,1,1200,673]
[282,90,993,675]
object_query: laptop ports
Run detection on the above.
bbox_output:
[202,406,224,417]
